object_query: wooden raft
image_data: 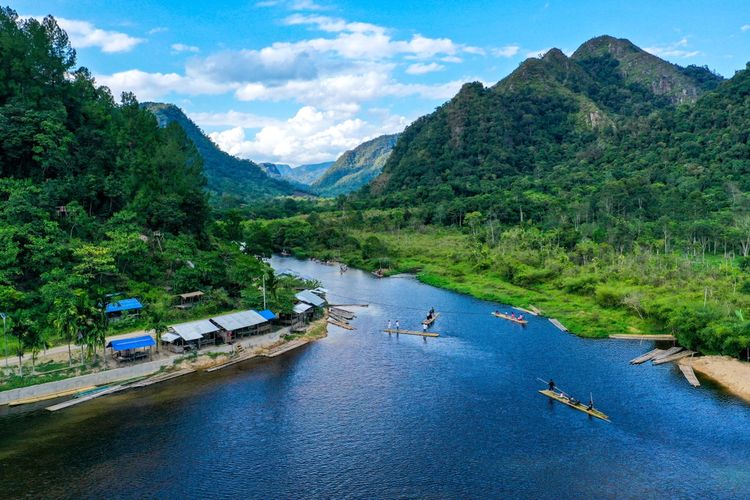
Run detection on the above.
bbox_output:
[383,329,439,338]
[679,363,701,387]
[46,385,126,412]
[129,368,195,386]
[422,312,440,326]
[653,350,694,365]
[609,334,676,341]
[328,318,354,330]
[630,348,664,364]
[549,318,568,332]
[652,346,683,361]
[492,312,528,325]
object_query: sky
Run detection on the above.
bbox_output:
[16,0,750,166]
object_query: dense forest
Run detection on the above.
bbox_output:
[0,9,302,374]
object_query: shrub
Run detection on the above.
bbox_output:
[595,284,626,308]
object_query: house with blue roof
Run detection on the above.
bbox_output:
[105,297,144,321]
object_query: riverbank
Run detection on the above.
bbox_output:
[682,356,750,404]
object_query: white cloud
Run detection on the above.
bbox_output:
[148,27,168,35]
[290,0,327,11]
[492,45,520,57]
[53,17,144,53]
[742,24,750,31]
[644,38,700,58]
[208,105,407,165]
[441,55,463,63]
[526,47,552,58]
[406,62,445,74]
[255,0,280,6]
[171,43,200,53]
[95,70,235,100]
[189,110,283,129]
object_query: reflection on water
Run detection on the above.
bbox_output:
[0,257,749,498]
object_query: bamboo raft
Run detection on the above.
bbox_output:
[46,385,126,412]
[514,306,538,316]
[7,385,97,407]
[538,389,610,422]
[492,312,528,325]
[529,305,543,316]
[548,318,568,332]
[328,318,354,330]
[383,329,439,338]
[630,348,664,364]
[422,312,440,326]
[653,350,694,365]
[609,334,676,341]
[679,363,701,387]
[652,346,683,361]
[330,308,355,320]
[264,339,309,358]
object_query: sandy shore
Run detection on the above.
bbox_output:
[681,356,750,404]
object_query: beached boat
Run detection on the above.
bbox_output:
[491,311,528,325]
[538,389,610,422]
[422,312,440,326]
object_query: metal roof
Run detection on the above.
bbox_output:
[105,298,143,314]
[257,309,277,321]
[161,332,180,343]
[295,290,325,307]
[179,291,204,299]
[106,335,155,351]
[170,319,220,341]
[293,303,313,314]
[210,310,267,331]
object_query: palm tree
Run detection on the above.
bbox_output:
[52,297,80,367]
[146,304,168,354]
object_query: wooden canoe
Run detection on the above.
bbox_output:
[422,312,440,325]
[492,312,528,325]
[538,389,610,422]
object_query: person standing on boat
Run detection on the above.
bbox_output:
[548,379,556,391]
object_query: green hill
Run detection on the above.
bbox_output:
[143,103,297,204]
[313,134,399,196]
[262,161,333,185]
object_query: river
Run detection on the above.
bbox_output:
[0,257,749,498]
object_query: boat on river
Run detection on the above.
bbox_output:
[492,311,528,325]
[422,312,439,326]
[538,389,610,422]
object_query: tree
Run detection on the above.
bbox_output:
[145,302,168,354]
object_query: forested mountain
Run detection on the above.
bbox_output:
[262,161,333,185]
[368,35,735,236]
[143,103,297,204]
[313,134,399,196]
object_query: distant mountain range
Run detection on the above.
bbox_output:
[260,161,334,185]
[142,103,298,204]
[313,134,400,197]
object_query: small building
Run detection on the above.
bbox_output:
[210,310,269,344]
[295,290,326,308]
[292,302,314,326]
[175,291,204,310]
[105,298,143,321]
[257,309,278,322]
[107,335,155,363]
[161,319,220,353]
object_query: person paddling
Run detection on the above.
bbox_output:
[548,379,556,391]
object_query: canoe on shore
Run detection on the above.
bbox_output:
[538,389,610,422]
[492,311,528,325]
[422,312,440,326]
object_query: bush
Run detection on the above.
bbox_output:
[595,284,626,308]
[562,274,599,294]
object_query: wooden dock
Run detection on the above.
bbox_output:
[653,350,694,365]
[46,385,126,412]
[629,348,664,365]
[549,318,568,332]
[206,354,259,372]
[383,329,439,338]
[609,334,675,341]
[679,362,701,387]
[652,346,683,361]
[329,303,369,308]
[129,368,195,387]
[264,339,309,358]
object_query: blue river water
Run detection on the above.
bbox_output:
[1,256,749,498]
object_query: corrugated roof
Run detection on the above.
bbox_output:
[107,335,155,351]
[210,310,267,331]
[293,303,313,314]
[161,332,180,343]
[257,309,277,321]
[170,319,220,341]
[105,298,143,313]
[295,290,325,307]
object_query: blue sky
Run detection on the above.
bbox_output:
[16,0,750,165]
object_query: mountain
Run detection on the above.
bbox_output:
[143,103,297,203]
[313,134,400,196]
[368,35,735,229]
[259,162,293,178]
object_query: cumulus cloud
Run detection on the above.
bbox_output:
[148,26,169,35]
[208,105,407,165]
[189,110,283,129]
[171,43,200,53]
[38,17,143,53]
[95,70,235,100]
[406,62,445,74]
[644,38,700,58]
[492,45,520,57]
[186,46,319,84]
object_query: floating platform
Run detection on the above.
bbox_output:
[609,334,675,341]
[630,348,664,364]
[422,312,440,326]
[538,389,610,422]
[328,319,354,330]
[129,368,195,387]
[264,339,309,358]
[329,303,369,308]
[383,329,439,338]
[46,385,126,412]
[514,306,538,316]
[548,318,568,332]
[653,350,694,365]
[492,312,528,325]
[330,308,355,320]
[679,363,701,387]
